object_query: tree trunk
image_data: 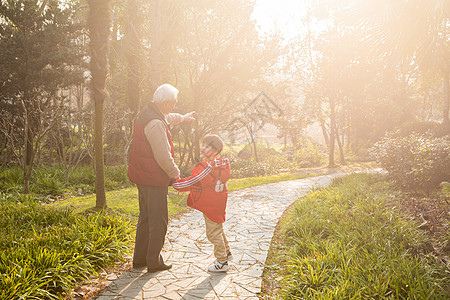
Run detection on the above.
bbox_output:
[247,124,259,162]
[289,128,298,147]
[336,128,346,165]
[123,0,142,167]
[178,128,190,171]
[125,0,142,116]
[193,122,201,162]
[23,166,32,194]
[149,0,162,89]
[21,100,32,194]
[328,98,336,167]
[320,120,330,146]
[443,70,450,133]
[25,129,33,166]
[187,138,194,167]
[88,0,113,210]
[94,99,106,209]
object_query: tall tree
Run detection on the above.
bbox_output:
[124,0,142,117]
[0,0,83,193]
[287,0,425,165]
[174,0,280,162]
[87,0,113,209]
[348,0,450,132]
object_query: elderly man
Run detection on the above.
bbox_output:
[127,84,194,273]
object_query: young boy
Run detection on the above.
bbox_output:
[172,134,232,272]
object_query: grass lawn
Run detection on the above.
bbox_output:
[49,172,319,219]
[49,187,187,220]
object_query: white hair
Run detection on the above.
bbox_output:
[153,84,179,104]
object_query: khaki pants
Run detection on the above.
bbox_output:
[203,214,230,262]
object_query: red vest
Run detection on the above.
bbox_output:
[127,104,175,187]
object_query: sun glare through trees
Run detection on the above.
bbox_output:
[0,0,449,299]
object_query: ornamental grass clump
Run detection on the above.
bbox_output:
[0,194,134,299]
[280,173,449,299]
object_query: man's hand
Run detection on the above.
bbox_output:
[182,111,196,122]
[169,176,181,186]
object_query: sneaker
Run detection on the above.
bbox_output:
[208,260,229,272]
[227,252,233,261]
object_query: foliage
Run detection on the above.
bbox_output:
[30,167,65,196]
[278,173,449,299]
[68,165,97,187]
[395,121,447,137]
[0,194,133,300]
[441,182,450,198]
[104,165,131,190]
[0,0,448,187]
[285,0,449,167]
[293,138,326,168]
[225,140,328,176]
[370,132,450,192]
[230,159,278,178]
[0,0,83,98]
[0,166,23,193]
[0,165,133,197]
[263,154,295,171]
[0,0,84,193]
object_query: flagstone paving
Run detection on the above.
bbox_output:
[96,173,351,299]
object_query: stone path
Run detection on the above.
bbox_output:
[96,173,348,299]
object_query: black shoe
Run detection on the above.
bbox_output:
[147,263,172,273]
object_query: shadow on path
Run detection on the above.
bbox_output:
[180,273,227,299]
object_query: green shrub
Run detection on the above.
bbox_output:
[69,165,132,192]
[396,121,446,137]
[370,132,450,192]
[68,165,95,186]
[230,159,277,178]
[263,154,295,171]
[252,142,281,161]
[31,167,65,196]
[294,138,326,168]
[0,166,23,193]
[105,165,131,189]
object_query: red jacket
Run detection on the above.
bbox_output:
[127,104,175,187]
[172,158,231,223]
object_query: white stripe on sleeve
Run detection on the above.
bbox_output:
[173,167,212,189]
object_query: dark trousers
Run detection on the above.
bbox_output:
[133,185,169,269]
